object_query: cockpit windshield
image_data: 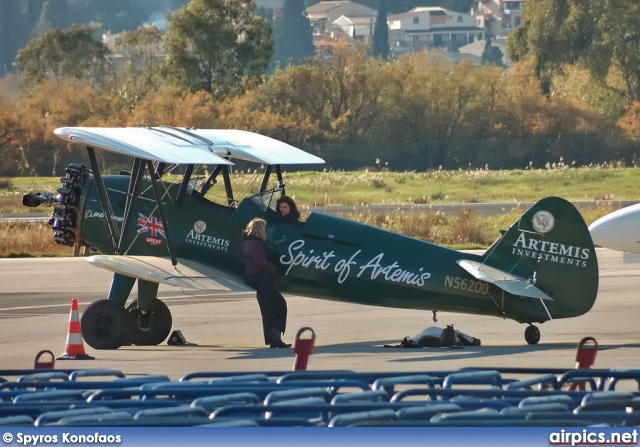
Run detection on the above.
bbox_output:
[248,188,284,213]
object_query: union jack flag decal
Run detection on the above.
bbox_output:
[137,213,165,239]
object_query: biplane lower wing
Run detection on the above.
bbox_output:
[87,255,253,292]
[457,259,553,301]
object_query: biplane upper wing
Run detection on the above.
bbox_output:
[457,259,553,301]
[54,127,234,165]
[87,255,253,292]
[189,129,325,165]
[54,127,325,165]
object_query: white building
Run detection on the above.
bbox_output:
[388,7,485,54]
[306,1,376,36]
[471,0,524,37]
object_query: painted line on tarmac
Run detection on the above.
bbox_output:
[0,292,253,313]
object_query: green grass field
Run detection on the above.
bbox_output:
[1,166,637,213]
[0,167,633,256]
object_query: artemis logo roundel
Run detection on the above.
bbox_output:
[532,211,555,233]
[193,221,207,234]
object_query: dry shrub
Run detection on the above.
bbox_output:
[0,223,73,257]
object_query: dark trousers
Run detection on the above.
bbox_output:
[245,274,288,345]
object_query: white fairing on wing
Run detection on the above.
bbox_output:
[54,127,325,166]
[589,203,640,254]
[457,260,553,301]
[87,255,253,292]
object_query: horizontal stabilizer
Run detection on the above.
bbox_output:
[457,259,553,301]
[87,255,253,292]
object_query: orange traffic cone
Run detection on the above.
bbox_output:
[57,299,94,360]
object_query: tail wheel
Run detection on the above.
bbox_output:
[524,325,541,345]
[81,300,131,350]
[127,299,172,346]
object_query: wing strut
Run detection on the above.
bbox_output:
[147,160,178,267]
[201,165,223,196]
[260,165,273,192]
[87,147,121,254]
[176,164,195,207]
[221,165,234,206]
[275,165,285,194]
[118,157,145,252]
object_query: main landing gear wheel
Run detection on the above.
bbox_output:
[127,299,173,346]
[524,325,541,345]
[81,299,131,350]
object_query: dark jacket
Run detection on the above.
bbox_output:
[243,235,277,276]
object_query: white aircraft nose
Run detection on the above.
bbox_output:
[589,203,640,253]
[589,212,623,251]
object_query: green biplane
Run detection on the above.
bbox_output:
[24,126,599,348]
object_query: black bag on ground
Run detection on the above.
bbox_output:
[383,336,422,348]
[417,335,442,347]
[440,325,459,347]
[400,336,422,348]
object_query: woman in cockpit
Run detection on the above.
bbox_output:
[275,196,300,223]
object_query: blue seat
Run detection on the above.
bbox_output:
[69,369,125,381]
[500,403,570,414]
[0,402,97,418]
[35,407,113,426]
[0,415,34,426]
[264,388,330,405]
[505,374,559,390]
[603,369,640,391]
[396,403,461,421]
[372,375,437,394]
[449,397,514,410]
[442,370,503,389]
[519,394,576,410]
[191,393,260,413]
[17,372,69,383]
[575,392,637,413]
[134,405,209,419]
[331,390,389,404]
[328,409,397,427]
[54,412,134,425]
[208,374,271,384]
[179,371,296,382]
[13,390,85,403]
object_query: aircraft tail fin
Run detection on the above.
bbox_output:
[480,196,598,321]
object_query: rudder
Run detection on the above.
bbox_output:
[481,197,598,321]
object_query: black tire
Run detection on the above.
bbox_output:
[81,299,131,350]
[524,325,541,345]
[127,299,172,346]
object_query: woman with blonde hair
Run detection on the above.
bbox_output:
[243,218,290,348]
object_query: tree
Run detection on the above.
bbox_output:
[162,0,273,100]
[370,0,389,60]
[586,0,640,102]
[481,35,503,67]
[258,48,386,141]
[15,23,111,86]
[271,0,315,70]
[128,86,220,128]
[507,0,595,92]
[0,94,22,176]
[0,0,28,74]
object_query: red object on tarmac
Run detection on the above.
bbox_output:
[293,327,315,371]
[568,336,598,390]
[57,298,95,360]
[34,350,55,369]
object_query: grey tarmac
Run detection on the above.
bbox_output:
[0,248,638,379]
